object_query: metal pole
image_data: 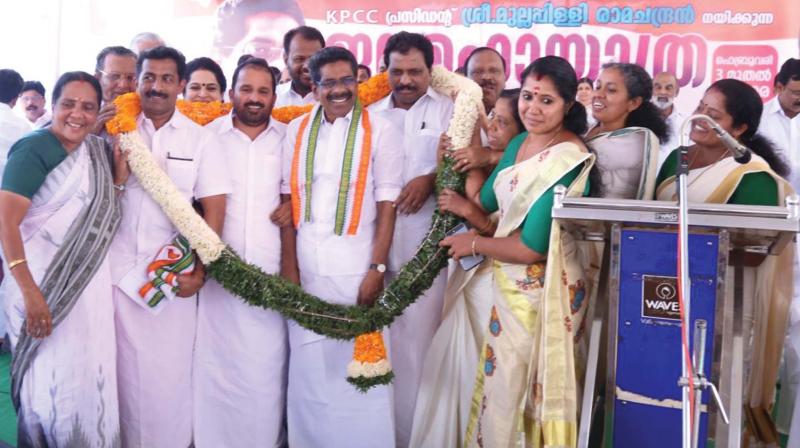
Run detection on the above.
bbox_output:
[692,320,707,448]
[678,156,693,448]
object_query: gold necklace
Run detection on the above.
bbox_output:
[518,128,562,162]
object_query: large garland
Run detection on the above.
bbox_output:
[108,68,480,389]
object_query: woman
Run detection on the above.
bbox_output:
[411,56,595,447]
[586,63,668,199]
[0,72,122,445]
[577,76,596,127]
[656,79,793,444]
[183,57,227,103]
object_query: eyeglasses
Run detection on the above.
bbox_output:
[316,76,357,89]
[98,70,136,84]
[19,94,43,102]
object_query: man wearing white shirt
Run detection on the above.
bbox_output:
[368,31,453,448]
[17,81,51,128]
[280,46,404,448]
[0,69,31,180]
[652,71,688,167]
[109,46,231,448]
[275,26,324,107]
[194,57,288,447]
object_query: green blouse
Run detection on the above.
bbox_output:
[656,150,778,206]
[480,133,587,254]
[2,129,67,199]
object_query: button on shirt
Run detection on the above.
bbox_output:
[110,110,232,283]
[760,96,800,191]
[275,82,315,107]
[281,108,404,278]
[369,88,454,270]
[0,103,32,181]
[208,115,285,273]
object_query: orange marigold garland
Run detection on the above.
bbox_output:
[176,100,232,126]
[346,331,394,392]
[105,92,141,135]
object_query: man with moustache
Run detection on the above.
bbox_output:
[652,71,687,166]
[280,46,403,447]
[465,47,507,116]
[93,46,138,135]
[275,26,325,107]
[109,46,230,448]
[368,31,453,448]
[18,81,50,128]
[194,57,288,446]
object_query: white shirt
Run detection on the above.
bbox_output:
[369,88,454,270]
[0,102,32,180]
[110,110,232,283]
[281,107,404,279]
[275,82,315,107]
[32,110,52,128]
[209,114,285,272]
[659,108,689,168]
[760,96,800,191]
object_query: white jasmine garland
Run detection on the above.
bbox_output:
[347,359,392,379]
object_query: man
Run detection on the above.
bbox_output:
[17,81,50,128]
[194,57,288,446]
[275,26,325,107]
[357,63,371,83]
[652,71,688,167]
[760,58,800,190]
[129,31,165,56]
[94,46,138,135]
[464,47,507,115]
[368,31,453,448]
[280,46,403,447]
[0,69,30,179]
[109,46,230,448]
[213,0,305,72]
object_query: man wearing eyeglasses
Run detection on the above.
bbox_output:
[279,46,403,447]
[93,46,137,135]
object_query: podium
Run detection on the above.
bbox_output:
[550,192,799,447]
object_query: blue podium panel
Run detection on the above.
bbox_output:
[612,229,720,447]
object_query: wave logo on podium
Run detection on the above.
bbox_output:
[641,275,681,321]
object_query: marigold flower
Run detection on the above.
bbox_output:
[176,100,232,126]
[105,92,141,135]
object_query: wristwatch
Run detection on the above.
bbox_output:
[369,263,387,273]
[113,183,126,192]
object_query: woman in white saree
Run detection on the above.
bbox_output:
[0,72,122,447]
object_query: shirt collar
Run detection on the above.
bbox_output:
[378,86,442,112]
[219,112,282,138]
[765,96,790,120]
[138,108,191,131]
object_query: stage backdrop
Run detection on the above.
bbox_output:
[0,0,798,114]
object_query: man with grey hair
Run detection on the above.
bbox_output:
[129,32,165,56]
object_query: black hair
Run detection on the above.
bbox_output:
[775,58,800,87]
[95,46,137,72]
[382,31,434,70]
[464,47,507,75]
[0,69,24,104]
[307,46,357,85]
[231,56,276,92]
[497,88,523,133]
[21,81,45,97]
[213,0,306,58]
[601,62,668,143]
[137,46,187,80]
[520,56,587,136]
[184,57,227,94]
[270,66,282,85]
[52,71,103,108]
[357,64,371,79]
[577,76,593,87]
[237,53,254,66]
[282,26,325,55]
[710,78,790,177]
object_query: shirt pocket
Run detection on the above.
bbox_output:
[406,128,443,179]
[166,153,196,199]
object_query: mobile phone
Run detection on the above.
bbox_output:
[446,223,486,271]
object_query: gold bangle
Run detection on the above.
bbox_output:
[471,236,479,258]
[7,258,26,270]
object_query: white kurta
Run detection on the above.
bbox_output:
[281,107,404,448]
[369,88,453,447]
[275,82,315,107]
[110,110,232,448]
[193,115,288,447]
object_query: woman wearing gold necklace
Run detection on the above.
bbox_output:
[435,56,596,447]
[655,79,793,445]
[586,62,668,199]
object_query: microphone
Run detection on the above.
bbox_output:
[705,120,751,164]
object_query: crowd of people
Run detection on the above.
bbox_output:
[0,23,799,448]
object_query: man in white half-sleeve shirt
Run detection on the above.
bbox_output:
[0,69,31,180]
[652,71,689,168]
[194,57,289,447]
[368,31,453,448]
[280,46,403,448]
[109,46,231,448]
[275,26,324,107]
